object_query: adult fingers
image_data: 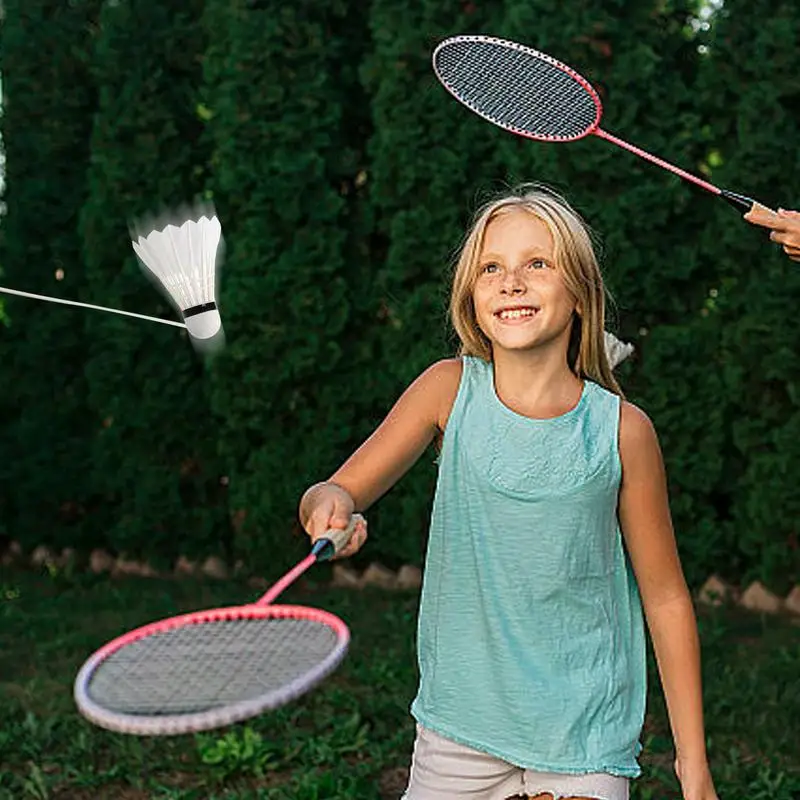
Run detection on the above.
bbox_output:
[744,201,782,229]
[785,245,800,262]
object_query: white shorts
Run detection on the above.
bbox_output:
[402,725,630,800]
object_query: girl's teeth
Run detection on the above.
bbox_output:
[499,308,535,320]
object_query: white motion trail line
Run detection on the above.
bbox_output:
[0,286,186,328]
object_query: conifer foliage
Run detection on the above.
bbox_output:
[201,0,371,569]
[0,0,797,588]
[78,0,229,563]
[0,0,103,550]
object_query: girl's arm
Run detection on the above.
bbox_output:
[617,402,718,800]
[299,358,462,553]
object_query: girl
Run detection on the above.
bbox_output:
[299,186,719,800]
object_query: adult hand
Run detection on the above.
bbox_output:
[744,204,800,262]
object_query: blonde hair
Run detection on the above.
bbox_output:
[449,184,623,397]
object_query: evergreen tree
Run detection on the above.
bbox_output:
[692,0,800,589]
[0,0,103,552]
[79,0,228,564]
[202,0,370,570]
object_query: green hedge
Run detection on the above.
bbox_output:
[0,0,798,589]
[202,0,372,572]
[0,0,102,551]
[78,0,229,565]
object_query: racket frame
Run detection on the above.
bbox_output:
[73,517,362,736]
[434,34,763,213]
[74,603,349,735]
[433,34,603,143]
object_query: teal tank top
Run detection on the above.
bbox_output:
[410,356,647,778]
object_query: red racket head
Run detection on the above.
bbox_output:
[432,35,603,142]
[73,603,349,736]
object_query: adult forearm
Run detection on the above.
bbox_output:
[646,595,709,766]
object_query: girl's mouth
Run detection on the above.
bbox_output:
[495,306,539,321]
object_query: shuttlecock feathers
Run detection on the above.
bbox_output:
[131,206,224,349]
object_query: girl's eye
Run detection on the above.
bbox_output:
[527,259,548,270]
[481,263,500,274]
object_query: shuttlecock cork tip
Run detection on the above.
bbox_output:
[183,303,222,340]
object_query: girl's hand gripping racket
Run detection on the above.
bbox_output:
[73,515,364,736]
[433,35,775,218]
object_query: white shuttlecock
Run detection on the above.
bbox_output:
[131,202,224,351]
[603,330,635,369]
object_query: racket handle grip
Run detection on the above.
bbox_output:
[311,514,364,561]
[721,189,759,213]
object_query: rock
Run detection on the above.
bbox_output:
[174,555,197,577]
[698,574,729,606]
[201,555,229,580]
[396,564,423,590]
[114,557,144,576]
[740,581,782,614]
[31,545,55,567]
[60,547,77,568]
[361,562,396,589]
[90,549,115,574]
[1,541,22,566]
[784,585,800,616]
[331,563,362,589]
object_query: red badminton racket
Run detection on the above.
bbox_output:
[73,515,364,736]
[433,35,775,217]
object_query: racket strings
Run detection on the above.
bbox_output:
[435,39,599,141]
[87,617,341,715]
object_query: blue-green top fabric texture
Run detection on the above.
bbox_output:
[410,355,647,778]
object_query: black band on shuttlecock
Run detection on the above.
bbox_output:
[183,302,217,318]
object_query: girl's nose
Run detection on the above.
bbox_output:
[500,268,526,294]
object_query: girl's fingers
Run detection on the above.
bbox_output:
[332,521,368,559]
[307,499,354,540]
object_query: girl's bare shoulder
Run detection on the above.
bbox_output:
[426,358,463,431]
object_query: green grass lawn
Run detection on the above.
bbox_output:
[1,566,798,799]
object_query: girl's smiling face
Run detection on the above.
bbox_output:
[472,209,578,355]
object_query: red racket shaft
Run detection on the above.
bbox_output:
[259,515,363,605]
[592,128,773,216]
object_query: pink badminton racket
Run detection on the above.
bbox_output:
[73,515,364,736]
[433,35,774,216]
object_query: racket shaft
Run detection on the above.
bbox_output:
[596,132,770,213]
[593,128,721,195]
[258,514,363,605]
